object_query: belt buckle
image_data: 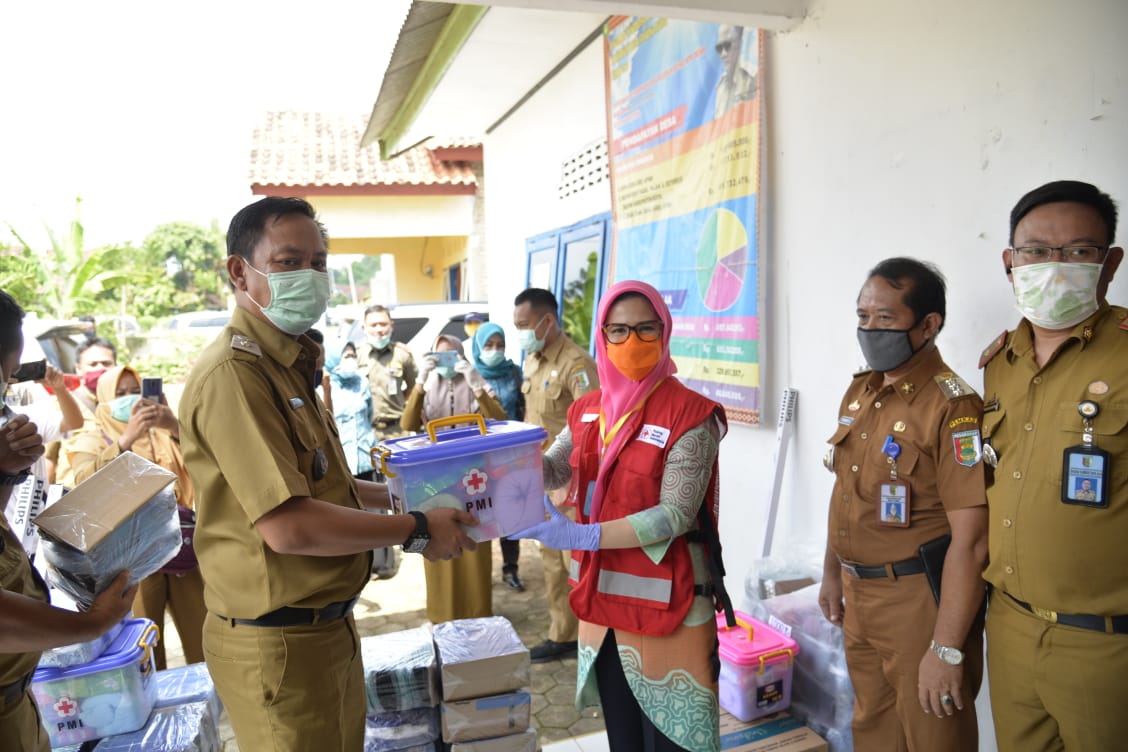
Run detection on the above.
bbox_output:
[1031,605,1058,623]
[840,562,860,579]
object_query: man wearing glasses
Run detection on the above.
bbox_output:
[714,24,756,119]
[979,180,1127,751]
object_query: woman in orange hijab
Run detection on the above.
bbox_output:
[67,365,205,669]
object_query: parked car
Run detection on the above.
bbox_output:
[340,302,488,361]
[164,310,233,336]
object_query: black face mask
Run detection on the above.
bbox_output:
[856,323,921,373]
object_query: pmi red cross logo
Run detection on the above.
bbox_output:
[462,468,488,496]
[54,695,78,717]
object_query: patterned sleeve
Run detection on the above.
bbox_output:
[542,424,573,491]
[627,421,719,564]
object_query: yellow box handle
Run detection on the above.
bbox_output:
[426,414,487,443]
[370,446,396,479]
[756,648,794,674]
[137,622,160,666]
[721,616,755,642]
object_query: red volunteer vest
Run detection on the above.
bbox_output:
[565,378,722,637]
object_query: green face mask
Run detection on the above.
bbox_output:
[246,264,331,335]
[110,394,141,422]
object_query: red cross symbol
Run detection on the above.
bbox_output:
[54,695,78,717]
[462,468,488,495]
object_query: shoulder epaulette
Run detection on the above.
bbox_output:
[230,333,262,357]
[933,372,976,400]
[978,330,1008,369]
[852,366,873,378]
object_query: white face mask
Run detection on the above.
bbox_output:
[479,349,505,367]
[516,314,548,354]
[1011,261,1102,330]
[336,358,358,377]
[368,334,392,350]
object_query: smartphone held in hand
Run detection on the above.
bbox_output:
[141,377,163,402]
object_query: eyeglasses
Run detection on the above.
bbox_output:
[715,40,733,54]
[601,321,663,344]
[1011,245,1108,264]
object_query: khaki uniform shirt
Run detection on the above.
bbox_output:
[982,304,1128,615]
[357,341,417,425]
[827,347,986,564]
[521,334,598,445]
[0,509,48,685]
[178,308,369,619]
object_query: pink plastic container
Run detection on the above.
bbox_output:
[715,611,799,722]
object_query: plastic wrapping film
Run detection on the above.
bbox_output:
[93,701,219,752]
[742,544,824,601]
[448,727,537,752]
[361,625,439,713]
[35,453,181,609]
[154,663,223,725]
[433,617,530,702]
[363,706,440,751]
[746,583,854,752]
[441,691,531,743]
[39,618,126,668]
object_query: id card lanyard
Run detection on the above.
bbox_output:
[1061,400,1111,508]
[878,435,910,527]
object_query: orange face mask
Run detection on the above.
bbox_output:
[606,335,662,381]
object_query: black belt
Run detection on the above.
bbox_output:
[839,555,926,579]
[0,672,32,708]
[217,598,356,628]
[1003,592,1128,635]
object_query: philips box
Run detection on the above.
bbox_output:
[441,692,531,743]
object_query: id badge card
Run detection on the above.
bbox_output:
[388,379,400,396]
[1061,444,1111,508]
[878,482,911,526]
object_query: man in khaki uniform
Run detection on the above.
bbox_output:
[818,258,988,751]
[179,197,476,751]
[513,288,598,662]
[0,289,135,752]
[980,180,1127,751]
[357,305,417,442]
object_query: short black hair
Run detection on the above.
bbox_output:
[305,328,324,344]
[76,337,118,363]
[865,257,947,333]
[364,305,391,319]
[0,289,25,358]
[514,288,558,316]
[1009,180,1118,246]
[226,197,328,261]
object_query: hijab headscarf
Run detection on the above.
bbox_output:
[590,280,677,519]
[326,339,361,385]
[70,365,194,508]
[423,335,481,420]
[471,322,516,380]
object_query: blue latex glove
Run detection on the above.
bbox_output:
[512,496,601,551]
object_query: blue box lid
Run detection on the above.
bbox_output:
[33,618,158,683]
[378,419,546,469]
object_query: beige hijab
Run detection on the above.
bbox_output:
[68,365,194,508]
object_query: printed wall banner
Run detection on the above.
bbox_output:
[604,17,763,425]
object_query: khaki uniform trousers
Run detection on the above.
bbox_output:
[842,573,981,752]
[986,588,1128,751]
[133,568,207,670]
[203,612,365,751]
[542,487,579,643]
[0,688,49,752]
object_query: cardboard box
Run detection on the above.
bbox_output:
[720,711,828,752]
[441,692,531,743]
[449,727,536,751]
[434,617,530,702]
[35,452,179,606]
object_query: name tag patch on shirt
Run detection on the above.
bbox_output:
[289,397,305,409]
[580,413,599,423]
[838,416,854,426]
[637,424,671,448]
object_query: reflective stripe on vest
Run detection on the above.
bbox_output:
[569,556,581,583]
[597,568,672,607]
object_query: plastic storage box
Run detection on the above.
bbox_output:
[716,611,800,722]
[39,618,126,668]
[373,416,547,542]
[31,618,160,747]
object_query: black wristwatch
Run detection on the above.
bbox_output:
[0,471,30,486]
[402,511,430,554]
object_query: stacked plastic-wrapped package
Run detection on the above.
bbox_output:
[361,625,442,752]
[92,662,225,751]
[433,616,534,749]
[747,583,855,752]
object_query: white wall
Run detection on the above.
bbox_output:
[483,5,1127,745]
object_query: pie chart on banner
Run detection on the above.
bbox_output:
[696,208,749,312]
